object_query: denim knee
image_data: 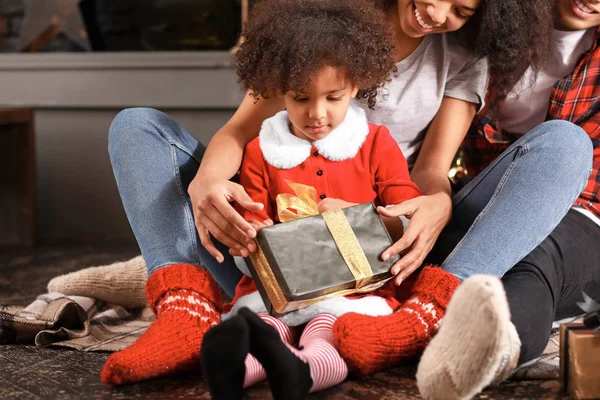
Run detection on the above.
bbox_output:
[108,108,161,160]
[531,120,593,186]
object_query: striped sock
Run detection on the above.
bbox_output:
[243,314,297,388]
[239,308,312,399]
[290,314,348,392]
[200,315,249,400]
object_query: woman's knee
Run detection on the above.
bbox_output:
[534,121,592,162]
[108,108,164,158]
[531,120,593,182]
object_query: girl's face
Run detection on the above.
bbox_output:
[395,0,481,37]
[280,66,359,142]
[556,0,600,31]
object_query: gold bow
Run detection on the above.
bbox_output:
[276,181,319,222]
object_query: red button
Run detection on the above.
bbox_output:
[316,170,323,176]
[320,194,326,199]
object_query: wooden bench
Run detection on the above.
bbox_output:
[0,108,35,246]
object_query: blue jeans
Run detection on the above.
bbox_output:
[109,108,243,297]
[109,109,592,297]
[429,120,593,280]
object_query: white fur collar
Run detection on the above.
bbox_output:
[259,104,370,169]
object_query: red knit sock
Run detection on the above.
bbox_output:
[333,266,460,376]
[100,264,222,385]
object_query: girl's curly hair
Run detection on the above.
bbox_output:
[374,0,554,104]
[235,0,397,109]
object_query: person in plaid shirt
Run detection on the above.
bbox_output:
[418,1,600,399]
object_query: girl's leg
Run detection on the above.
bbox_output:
[240,309,347,397]
[101,108,242,384]
[243,314,297,388]
[432,120,592,280]
[108,107,243,295]
[201,312,298,400]
[294,314,349,392]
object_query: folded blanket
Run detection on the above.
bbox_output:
[0,292,154,351]
[0,256,570,380]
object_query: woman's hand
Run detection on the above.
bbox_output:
[228,218,274,257]
[317,198,358,213]
[188,175,265,263]
[378,192,452,285]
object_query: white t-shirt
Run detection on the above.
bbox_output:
[498,28,596,134]
[498,27,599,228]
[353,33,489,167]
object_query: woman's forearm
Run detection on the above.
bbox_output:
[196,92,285,180]
[198,124,248,180]
[410,97,476,198]
[411,170,452,197]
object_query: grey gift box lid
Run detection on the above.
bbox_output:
[252,202,399,302]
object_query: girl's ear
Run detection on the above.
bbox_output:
[276,89,285,99]
[350,86,360,99]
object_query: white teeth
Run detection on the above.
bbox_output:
[414,7,434,29]
[574,0,595,13]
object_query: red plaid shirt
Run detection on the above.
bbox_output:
[464,27,600,218]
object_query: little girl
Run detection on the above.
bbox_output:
[199,0,421,398]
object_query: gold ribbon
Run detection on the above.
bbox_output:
[276,181,319,222]
[250,181,375,313]
[250,245,288,313]
[321,210,373,289]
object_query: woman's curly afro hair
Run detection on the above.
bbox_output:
[235,0,397,109]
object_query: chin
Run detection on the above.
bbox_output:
[560,15,599,30]
[311,133,331,141]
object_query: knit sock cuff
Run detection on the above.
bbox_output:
[146,264,222,312]
[413,265,460,309]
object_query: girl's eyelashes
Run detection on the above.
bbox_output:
[291,96,343,102]
[293,96,308,102]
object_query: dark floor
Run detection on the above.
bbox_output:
[0,244,567,399]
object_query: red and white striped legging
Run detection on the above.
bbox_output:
[243,313,348,392]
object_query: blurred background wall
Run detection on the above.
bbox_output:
[0,0,245,244]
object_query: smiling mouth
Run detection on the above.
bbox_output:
[574,0,599,13]
[414,5,437,30]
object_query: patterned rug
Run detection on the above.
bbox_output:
[0,244,571,399]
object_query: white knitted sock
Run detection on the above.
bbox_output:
[48,256,148,308]
[416,275,521,400]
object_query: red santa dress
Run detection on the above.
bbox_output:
[223,104,421,326]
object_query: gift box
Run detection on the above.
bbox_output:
[560,323,600,399]
[245,183,399,316]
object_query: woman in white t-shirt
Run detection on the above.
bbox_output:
[104,0,592,385]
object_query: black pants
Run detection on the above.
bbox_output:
[430,208,600,364]
[503,209,600,364]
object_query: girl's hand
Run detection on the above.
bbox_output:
[188,175,264,263]
[228,219,273,257]
[378,192,452,285]
[317,198,358,213]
